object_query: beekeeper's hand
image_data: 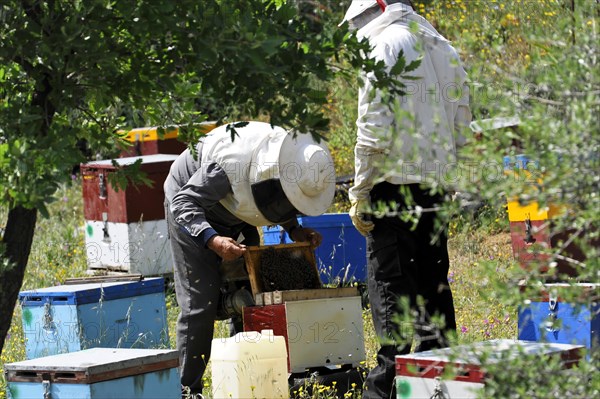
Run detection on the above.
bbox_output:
[290,226,322,248]
[207,235,246,261]
[349,199,374,237]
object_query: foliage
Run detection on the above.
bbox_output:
[415,0,599,397]
[450,0,598,283]
[0,183,88,395]
[0,0,360,214]
[0,0,413,353]
[1,0,599,398]
[480,345,600,398]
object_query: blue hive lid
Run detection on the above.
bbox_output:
[301,213,353,228]
[18,277,164,306]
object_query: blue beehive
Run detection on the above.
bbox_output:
[5,348,180,399]
[262,213,367,283]
[518,284,599,351]
[19,277,169,359]
[302,213,367,284]
[262,224,294,246]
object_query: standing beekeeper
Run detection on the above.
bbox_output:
[163,121,335,397]
[341,1,471,398]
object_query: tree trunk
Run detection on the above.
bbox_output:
[0,206,37,352]
[1,51,55,353]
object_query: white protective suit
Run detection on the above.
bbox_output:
[348,3,471,202]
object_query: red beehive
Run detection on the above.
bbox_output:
[81,154,178,223]
[395,340,582,398]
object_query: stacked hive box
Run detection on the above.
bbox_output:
[5,348,180,399]
[19,278,170,359]
[503,155,599,350]
[84,122,218,276]
[395,340,582,398]
[81,154,177,276]
[242,243,366,373]
[470,118,598,355]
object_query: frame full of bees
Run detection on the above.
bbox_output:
[244,242,321,296]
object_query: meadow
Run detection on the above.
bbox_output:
[1,0,598,398]
[0,180,516,398]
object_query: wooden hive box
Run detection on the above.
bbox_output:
[118,121,218,157]
[243,242,321,298]
[395,340,582,398]
[517,283,600,351]
[81,154,178,275]
[242,243,366,372]
[81,154,178,224]
[5,348,180,399]
[18,277,169,360]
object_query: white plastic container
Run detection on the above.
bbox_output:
[211,329,289,399]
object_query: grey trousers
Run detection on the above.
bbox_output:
[165,204,258,393]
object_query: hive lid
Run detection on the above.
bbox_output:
[81,154,179,171]
[396,339,583,366]
[19,277,164,306]
[5,348,179,384]
[120,121,217,143]
[84,154,178,167]
[395,339,582,384]
[299,213,353,227]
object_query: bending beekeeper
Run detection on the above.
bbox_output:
[163,121,335,398]
[341,1,471,398]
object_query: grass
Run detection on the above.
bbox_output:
[0,181,517,399]
[3,0,598,397]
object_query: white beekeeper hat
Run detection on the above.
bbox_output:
[278,133,335,216]
[250,130,335,221]
[340,0,413,26]
[340,1,380,26]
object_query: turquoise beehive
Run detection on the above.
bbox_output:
[19,277,169,359]
[5,348,180,399]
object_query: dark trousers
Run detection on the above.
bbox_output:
[363,183,456,399]
[165,204,258,393]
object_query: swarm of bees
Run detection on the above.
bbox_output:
[259,247,321,291]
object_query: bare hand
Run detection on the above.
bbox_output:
[290,227,322,248]
[207,235,246,261]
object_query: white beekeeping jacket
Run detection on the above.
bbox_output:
[349,3,471,201]
[201,122,288,226]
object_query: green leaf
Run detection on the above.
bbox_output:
[390,50,407,76]
[405,58,421,74]
[38,203,50,219]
